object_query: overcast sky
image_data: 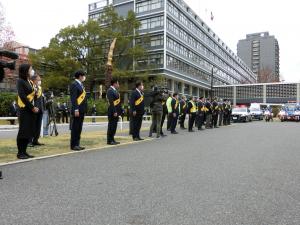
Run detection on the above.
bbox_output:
[1,0,299,82]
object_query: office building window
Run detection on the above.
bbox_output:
[136,0,163,13]
[139,16,164,30]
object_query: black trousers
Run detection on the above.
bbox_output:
[160,112,167,134]
[188,113,196,131]
[62,112,69,123]
[170,114,178,132]
[17,109,35,155]
[17,138,30,156]
[107,116,119,143]
[212,113,219,127]
[197,114,204,129]
[167,113,172,130]
[219,112,223,126]
[32,112,43,144]
[132,114,143,139]
[205,114,212,128]
[179,113,186,128]
[70,115,84,148]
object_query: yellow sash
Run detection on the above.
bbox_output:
[201,106,208,112]
[190,101,196,113]
[135,95,144,106]
[17,80,35,108]
[37,86,42,98]
[113,98,120,106]
[175,100,179,109]
[77,89,86,105]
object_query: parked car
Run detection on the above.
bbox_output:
[250,108,264,120]
[231,107,252,122]
[278,104,300,122]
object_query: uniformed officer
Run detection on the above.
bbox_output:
[70,70,87,151]
[187,96,197,132]
[160,91,168,137]
[205,98,213,129]
[166,93,173,131]
[106,78,122,145]
[30,74,45,146]
[130,81,145,141]
[223,99,229,126]
[170,92,179,134]
[179,96,187,129]
[212,98,219,128]
[228,100,232,125]
[218,99,224,126]
[197,97,205,130]
[16,64,39,159]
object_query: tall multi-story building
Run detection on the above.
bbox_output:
[89,0,256,97]
[237,32,280,82]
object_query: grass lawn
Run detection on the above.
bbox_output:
[0,130,134,164]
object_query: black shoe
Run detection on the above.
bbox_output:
[198,128,203,130]
[113,141,120,145]
[188,130,194,132]
[149,134,153,137]
[180,127,186,130]
[28,143,35,148]
[171,131,178,134]
[107,142,117,145]
[17,154,29,159]
[133,138,140,141]
[25,153,35,158]
[71,146,82,151]
[138,138,144,141]
[161,134,167,137]
[79,146,85,150]
[33,142,44,146]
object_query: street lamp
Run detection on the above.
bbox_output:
[210,66,218,99]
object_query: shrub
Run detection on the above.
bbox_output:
[0,92,17,116]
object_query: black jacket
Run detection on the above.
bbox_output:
[179,100,187,114]
[17,78,35,112]
[130,89,145,115]
[107,86,122,117]
[150,91,163,113]
[205,101,212,114]
[171,98,179,114]
[34,86,44,113]
[70,80,87,115]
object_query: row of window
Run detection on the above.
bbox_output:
[139,16,164,30]
[167,1,255,82]
[136,35,164,48]
[136,53,164,69]
[136,0,163,13]
[167,36,241,84]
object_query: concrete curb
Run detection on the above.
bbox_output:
[0,138,153,167]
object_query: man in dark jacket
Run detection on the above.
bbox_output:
[149,86,163,138]
[187,96,197,132]
[179,96,187,129]
[197,97,205,130]
[107,78,122,145]
[212,98,219,128]
[170,92,179,134]
[205,98,213,128]
[130,81,145,141]
[70,70,87,151]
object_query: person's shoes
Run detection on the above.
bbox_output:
[33,142,44,146]
[188,130,194,132]
[180,127,186,130]
[133,138,140,141]
[113,141,120,145]
[79,146,85,150]
[161,133,167,137]
[148,134,153,138]
[138,138,144,141]
[17,154,29,159]
[156,136,161,139]
[25,153,35,158]
[214,126,219,128]
[71,146,82,151]
[107,142,117,145]
[198,128,203,130]
[28,143,35,147]
[171,131,178,134]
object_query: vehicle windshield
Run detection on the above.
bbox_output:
[232,108,247,113]
[284,105,300,111]
[250,108,260,112]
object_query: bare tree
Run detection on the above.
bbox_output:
[258,66,279,83]
[0,3,15,48]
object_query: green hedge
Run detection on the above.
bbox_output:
[0,92,17,116]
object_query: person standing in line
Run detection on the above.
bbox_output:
[160,91,168,137]
[179,96,187,129]
[60,103,69,123]
[149,86,163,138]
[29,74,45,147]
[197,97,205,130]
[70,70,87,151]
[130,81,145,141]
[106,78,122,145]
[205,98,213,129]
[212,98,219,128]
[170,92,179,134]
[218,99,224,127]
[228,100,232,125]
[16,64,39,159]
[166,93,173,131]
[187,96,197,132]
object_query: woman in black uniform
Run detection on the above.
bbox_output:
[16,64,39,159]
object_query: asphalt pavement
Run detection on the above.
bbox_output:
[1,121,300,225]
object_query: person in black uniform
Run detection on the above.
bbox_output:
[106,78,122,145]
[218,99,224,127]
[16,64,39,159]
[70,70,87,151]
[29,74,45,146]
[205,98,213,129]
[212,98,219,128]
[160,91,168,137]
[197,97,205,130]
[187,96,197,132]
[223,99,229,126]
[179,96,187,129]
[130,81,145,141]
[170,92,179,134]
